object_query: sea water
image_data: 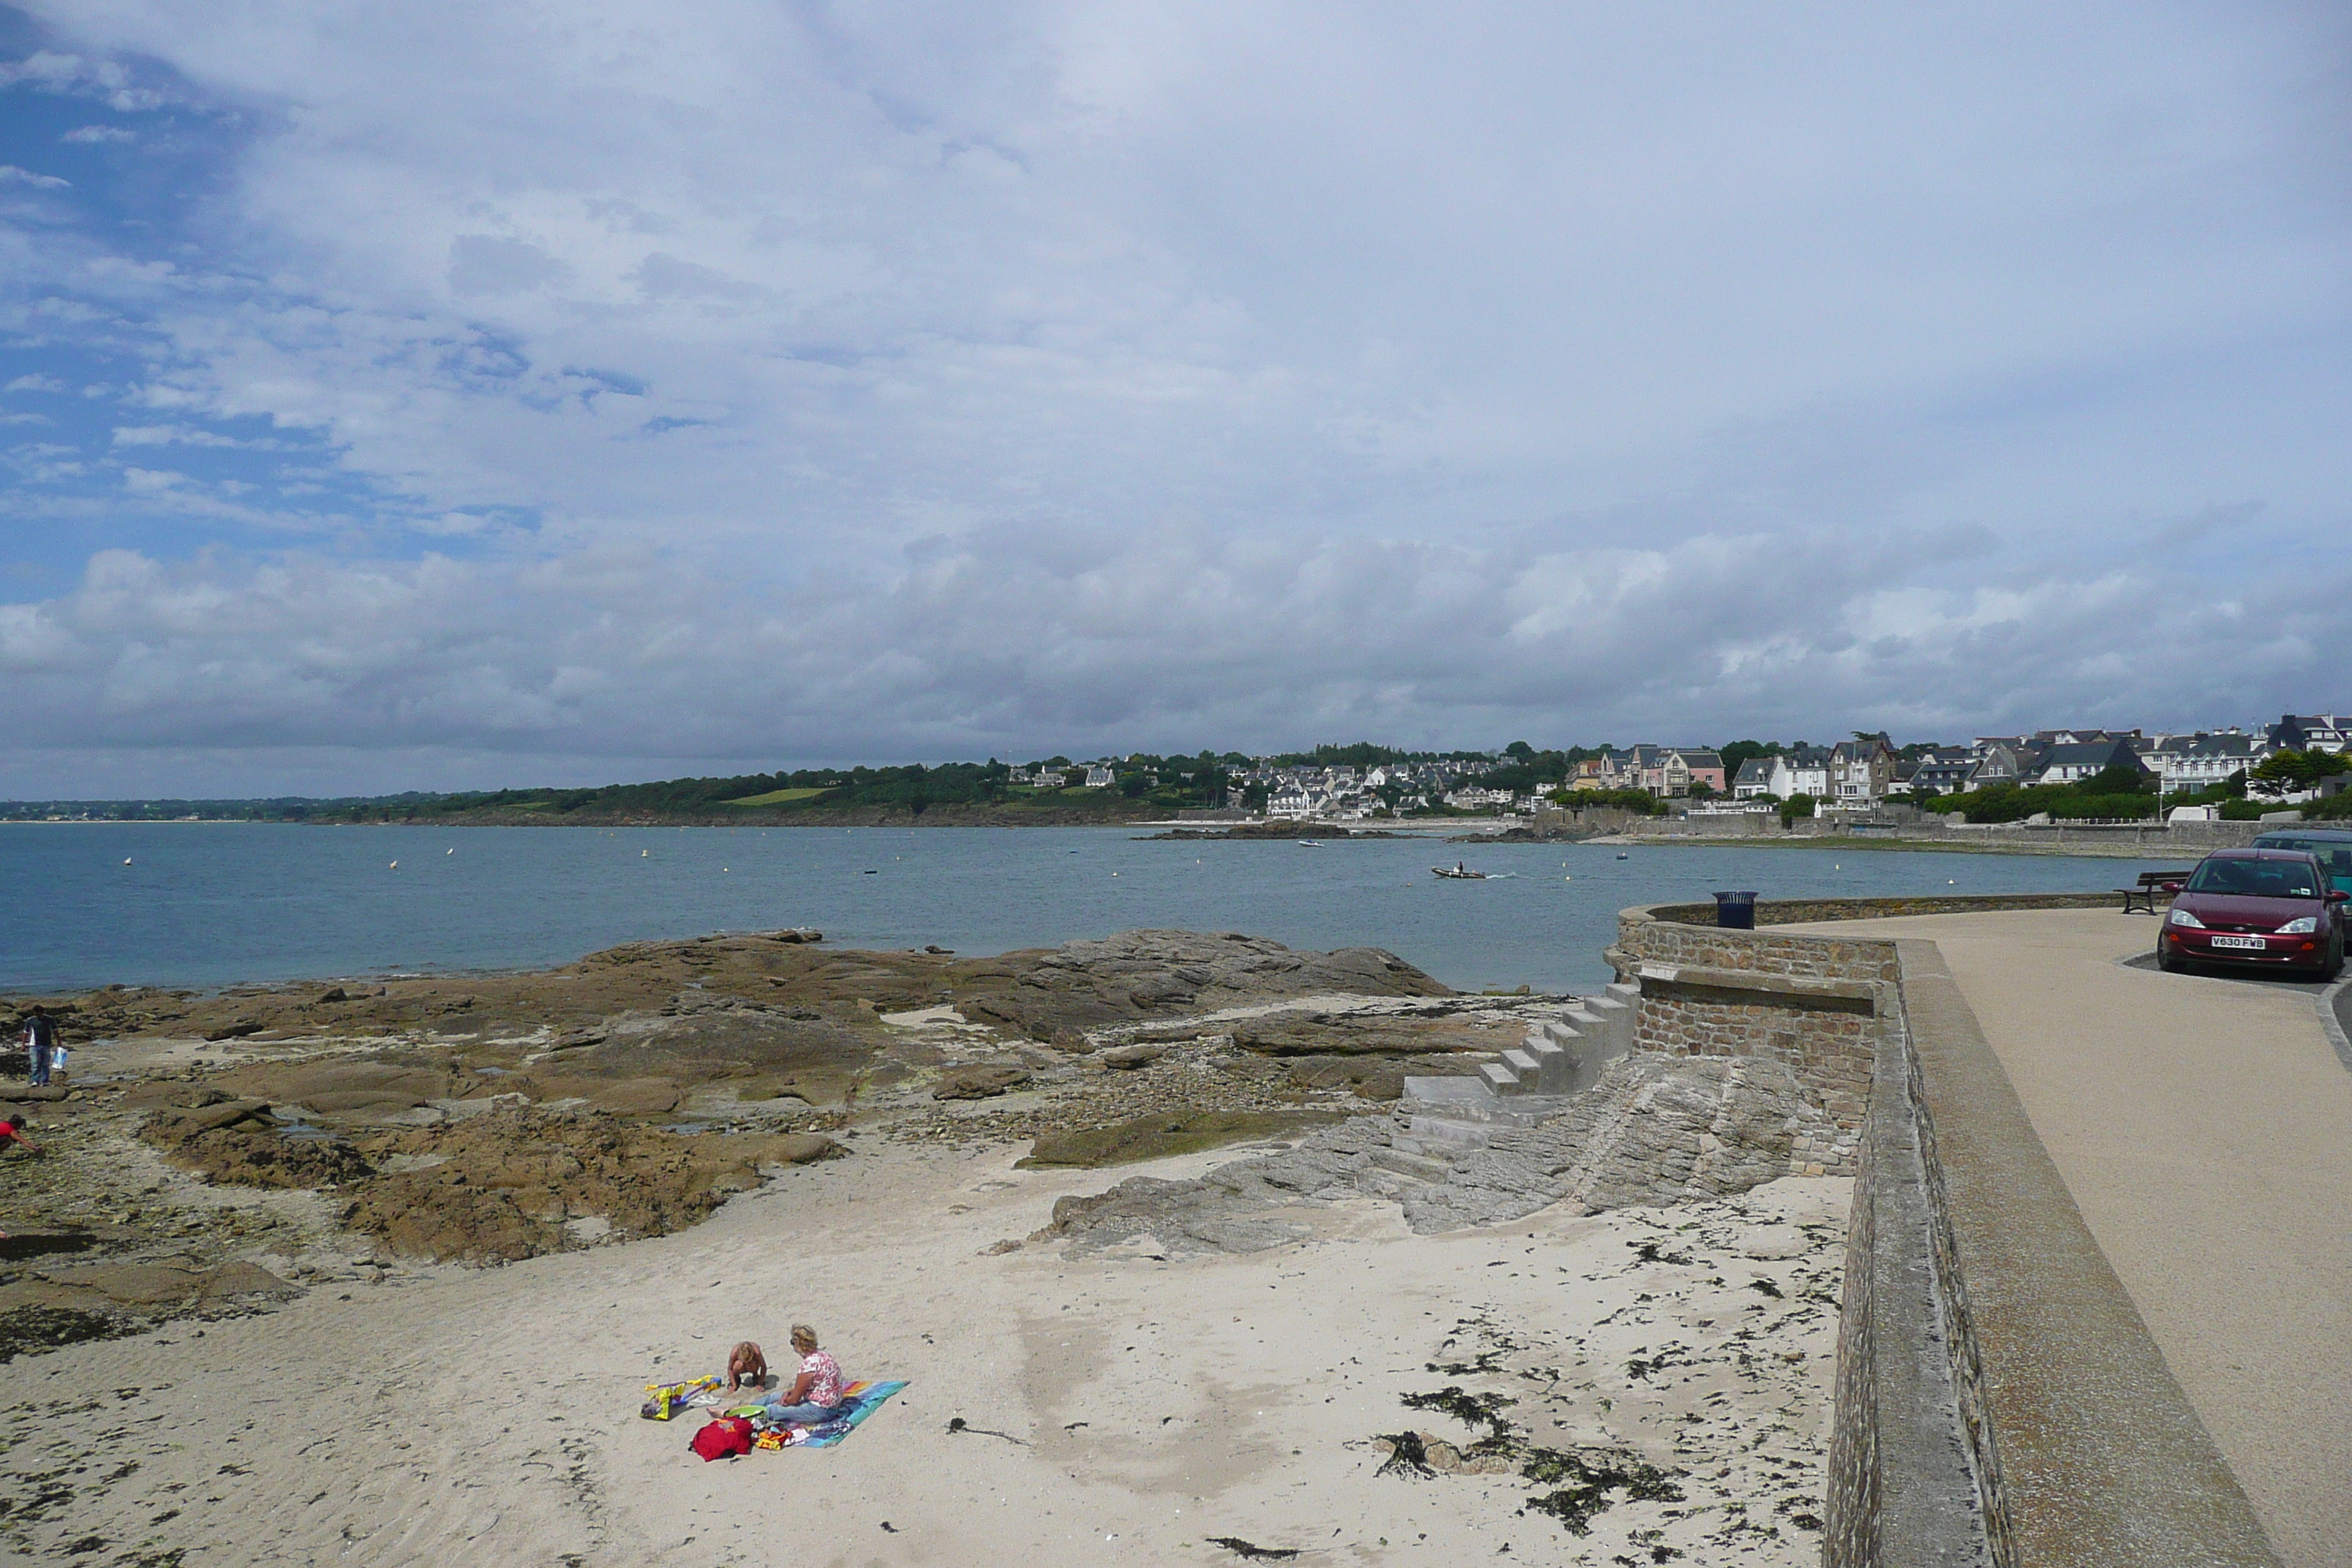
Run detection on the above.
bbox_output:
[0,823,2182,995]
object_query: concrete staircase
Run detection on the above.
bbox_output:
[1387,983,1640,1169]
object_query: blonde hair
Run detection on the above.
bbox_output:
[790,1324,818,1350]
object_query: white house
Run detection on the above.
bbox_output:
[2144,731,2267,794]
[1084,765,1115,788]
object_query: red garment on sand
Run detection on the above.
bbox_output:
[690,1417,755,1461]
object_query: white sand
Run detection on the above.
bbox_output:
[0,1139,1846,1567]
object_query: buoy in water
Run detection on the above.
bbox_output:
[446,847,454,855]
[389,861,399,869]
[123,857,132,865]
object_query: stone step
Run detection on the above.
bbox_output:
[1521,1037,1571,1093]
[1500,1047,1544,1087]
[1479,1061,1520,1096]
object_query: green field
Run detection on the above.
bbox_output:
[722,786,837,807]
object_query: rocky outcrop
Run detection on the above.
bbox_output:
[1038,1052,1838,1255]
[1398,1055,1821,1232]
[335,1109,842,1264]
[954,930,1451,1041]
[140,1100,376,1188]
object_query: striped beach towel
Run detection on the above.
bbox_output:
[753,1380,910,1450]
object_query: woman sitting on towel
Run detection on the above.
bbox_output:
[755,1324,846,1426]
[726,1341,768,1393]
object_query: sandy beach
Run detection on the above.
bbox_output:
[0,928,1852,1565]
[2,1135,1844,1566]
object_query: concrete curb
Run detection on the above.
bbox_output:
[2318,975,2352,1077]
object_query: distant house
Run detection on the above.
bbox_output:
[1670,749,1727,794]
[1908,758,1976,796]
[1266,784,1314,818]
[1084,765,1116,788]
[2144,731,2266,794]
[1032,769,1065,789]
[1964,742,2023,790]
[1732,756,1784,800]
[2268,713,2350,755]
[1779,747,1832,799]
[1828,735,1898,806]
[2025,739,2146,786]
[1007,765,1033,785]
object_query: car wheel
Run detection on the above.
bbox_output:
[2156,945,2178,973]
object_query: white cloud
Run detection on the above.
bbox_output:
[61,124,135,143]
[0,165,70,189]
[1,2,2347,790]
[110,423,274,448]
[4,375,68,393]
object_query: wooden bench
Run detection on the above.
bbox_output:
[2120,870,2193,915]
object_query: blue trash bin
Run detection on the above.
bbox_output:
[1713,890,1758,930]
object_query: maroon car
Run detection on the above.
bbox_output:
[2157,848,2347,979]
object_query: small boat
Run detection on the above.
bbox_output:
[1298,839,1322,848]
[1616,851,1629,860]
[1431,863,1487,880]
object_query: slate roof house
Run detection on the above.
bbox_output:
[2025,739,2146,786]
[2268,714,2349,754]
[2144,732,2267,794]
[1828,735,1898,805]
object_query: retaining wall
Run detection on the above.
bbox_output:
[1616,899,2285,1567]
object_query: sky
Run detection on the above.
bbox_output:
[0,2,2346,799]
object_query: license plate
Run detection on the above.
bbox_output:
[2209,934,2266,951]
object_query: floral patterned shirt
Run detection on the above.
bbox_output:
[799,1349,844,1407]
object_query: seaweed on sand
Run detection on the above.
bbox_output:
[0,1306,128,1364]
[1375,1431,1436,1478]
[1518,1446,1686,1535]
[1399,1385,1516,1436]
[1205,1537,1300,1561]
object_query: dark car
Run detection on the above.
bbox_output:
[2158,848,2346,979]
[2252,826,2352,913]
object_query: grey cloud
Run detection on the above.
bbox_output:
[1,530,2343,792]
[447,235,575,297]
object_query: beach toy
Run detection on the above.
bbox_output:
[640,1374,720,1419]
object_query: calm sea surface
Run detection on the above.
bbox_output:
[0,823,2180,996]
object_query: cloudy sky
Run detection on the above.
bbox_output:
[1,2,2345,797]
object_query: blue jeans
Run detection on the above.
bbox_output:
[29,1047,50,1087]
[757,1398,845,1426]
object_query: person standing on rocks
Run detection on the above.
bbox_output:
[20,1006,56,1088]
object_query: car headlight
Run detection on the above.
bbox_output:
[2278,916,2318,935]
[2167,908,2205,928]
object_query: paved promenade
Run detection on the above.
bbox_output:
[1795,909,2351,1568]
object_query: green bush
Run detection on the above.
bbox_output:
[1545,787,1665,815]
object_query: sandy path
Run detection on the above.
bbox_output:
[1790,910,2352,1568]
[1,1129,1845,1568]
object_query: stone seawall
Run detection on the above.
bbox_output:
[1625,900,2287,1567]
[1624,815,2268,855]
[1612,902,2004,1565]
[1605,911,1899,1163]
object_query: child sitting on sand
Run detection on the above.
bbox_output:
[726,1341,769,1393]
